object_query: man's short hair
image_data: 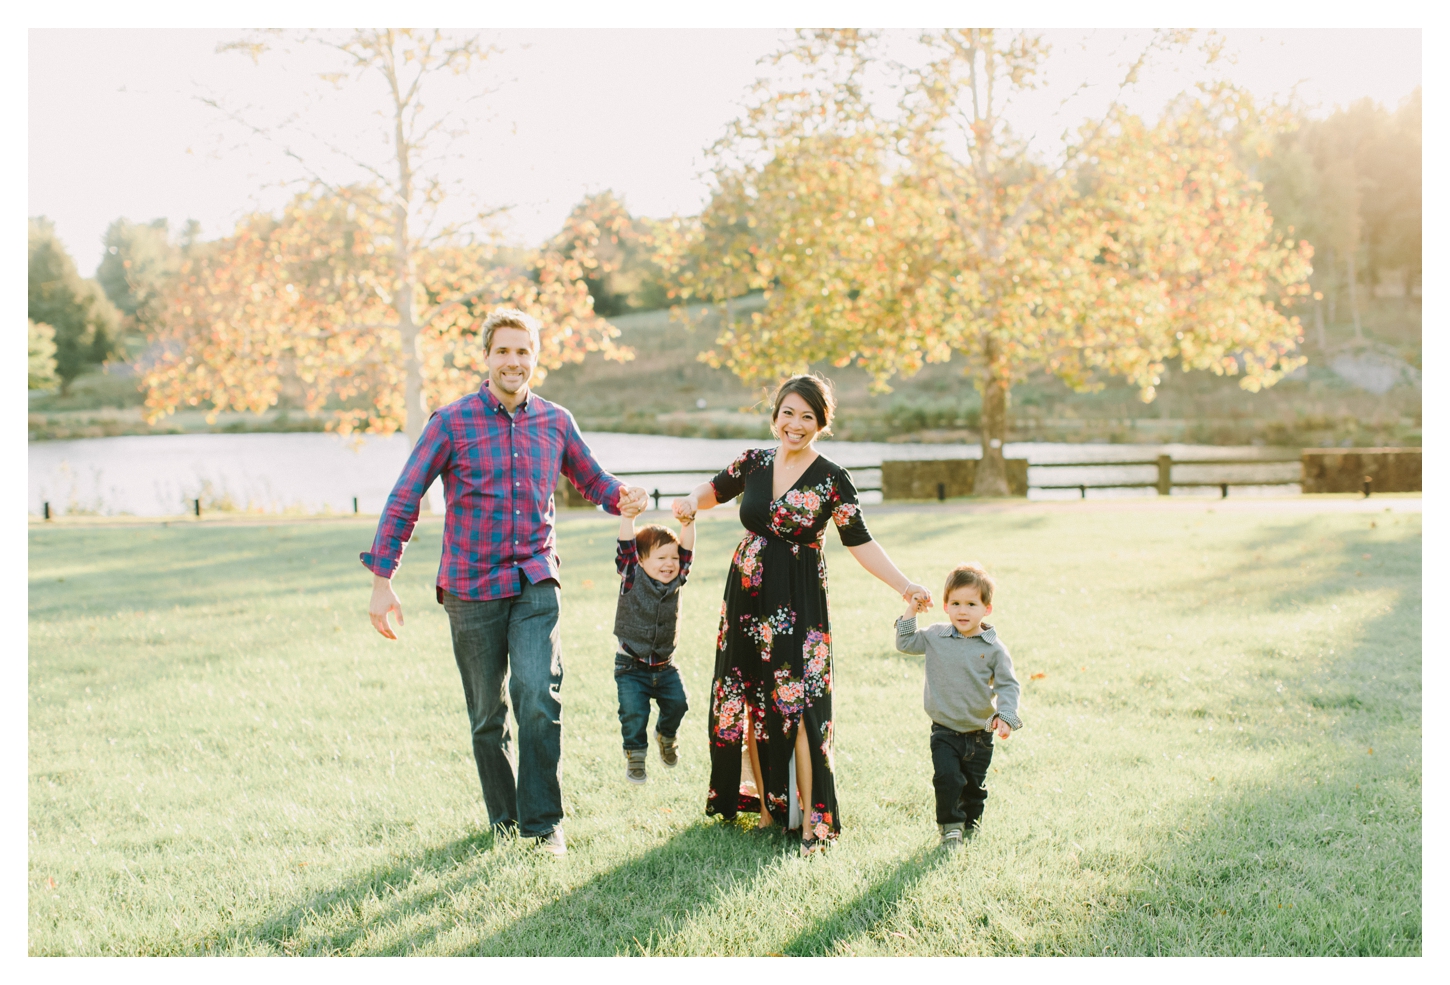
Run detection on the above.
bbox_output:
[635,524,679,557]
[943,562,995,606]
[481,308,541,355]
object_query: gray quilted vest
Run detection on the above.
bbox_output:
[614,568,684,664]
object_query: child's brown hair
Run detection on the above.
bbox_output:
[635,523,679,557]
[943,562,995,605]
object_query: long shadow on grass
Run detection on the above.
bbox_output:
[1076,523,1421,955]
[469,821,786,956]
[208,820,788,956]
[198,826,509,955]
[780,845,947,955]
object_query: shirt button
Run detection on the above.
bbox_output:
[515,510,520,515]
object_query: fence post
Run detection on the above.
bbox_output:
[43,501,51,521]
[652,488,661,511]
[194,499,201,517]
[353,497,359,514]
[1079,484,1086,499]
[937,482,945,502]
[1363,475,1372,498]
[1220,483,1229,499]
[1157,455,1172,496]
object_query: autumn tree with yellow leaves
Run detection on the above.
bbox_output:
[665,30,1313,493]
[144,29,630,440]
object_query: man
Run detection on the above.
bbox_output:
[362,307,647,856]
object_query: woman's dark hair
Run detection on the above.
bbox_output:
[770,373,836,438]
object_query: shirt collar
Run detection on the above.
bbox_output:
[481,379,531,415]
[949,621,996,644]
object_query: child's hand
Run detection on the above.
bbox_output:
[993,717,1012,740]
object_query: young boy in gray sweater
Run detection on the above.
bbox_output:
[895,562,1023,848]
[613,502,695,785]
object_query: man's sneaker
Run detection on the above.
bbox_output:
[625,749,648,784]
[938,822,966,849]
[532,827,567,857]
[656,731,680,767]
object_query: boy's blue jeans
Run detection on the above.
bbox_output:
[441,580,564,840]
[615,657,689,750]
[930,722,994,827]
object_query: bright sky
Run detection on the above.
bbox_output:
[29,28,1421,275]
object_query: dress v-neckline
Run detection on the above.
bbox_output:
[770,448,822,503]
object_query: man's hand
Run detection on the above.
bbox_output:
[369,576,405,640]
[618,485,649,516]
[993,717,1013,740]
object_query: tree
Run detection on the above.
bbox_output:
[179,29,628,441]
[665,30,1311,493]
[549,191,675,316]
[29,320,58,390]
[96,217,183,347]
[1256,88,1422,343]
[28,218,122,393]
[143,186,628,435]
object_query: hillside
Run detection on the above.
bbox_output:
[540,295,1422,448]
[30,295,1420,448]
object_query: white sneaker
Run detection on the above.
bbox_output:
[532,827,567,857]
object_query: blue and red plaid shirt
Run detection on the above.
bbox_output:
[361,381,626,602]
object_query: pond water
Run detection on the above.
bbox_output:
[27,431,1302,518]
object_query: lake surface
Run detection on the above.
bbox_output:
[27,431,1303,517]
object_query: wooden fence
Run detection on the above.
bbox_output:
[551,447,1420,508]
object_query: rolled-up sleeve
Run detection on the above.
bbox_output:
[560,413,624,514]
[360,413,451,577]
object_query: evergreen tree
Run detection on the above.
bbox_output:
[28,218,121,392]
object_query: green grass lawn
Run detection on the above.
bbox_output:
[28,505,1421,955]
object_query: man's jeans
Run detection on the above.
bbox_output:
[929,723,994,827]
[442,579,563,839]
[614,658,689,750]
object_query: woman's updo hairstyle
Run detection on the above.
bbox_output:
[770,373,836,439]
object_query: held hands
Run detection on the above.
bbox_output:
[671,496,697,523]
[617,485,649,517]
[902,581,933,613]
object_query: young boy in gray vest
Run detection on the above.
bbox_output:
[895,562,1023,848]
[613,502,695,784]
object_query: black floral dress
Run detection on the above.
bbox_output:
[705,448,873,843]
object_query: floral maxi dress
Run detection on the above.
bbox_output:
[705,448,873,843]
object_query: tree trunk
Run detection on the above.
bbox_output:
[1346,249,1364,343]
[975,337,1010,497]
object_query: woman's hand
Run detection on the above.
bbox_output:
[902,582,932,612]
[672,496,697,522]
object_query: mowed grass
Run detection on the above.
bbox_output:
[29,505,1421,955]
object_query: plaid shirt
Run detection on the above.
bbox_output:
[361,382,625,602]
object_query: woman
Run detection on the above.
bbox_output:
[673,374,931,855]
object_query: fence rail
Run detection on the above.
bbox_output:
[593,454,1305,508]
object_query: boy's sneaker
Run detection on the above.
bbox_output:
[625,749,648,784]
[938,822,966,849]
[656,731,680,767]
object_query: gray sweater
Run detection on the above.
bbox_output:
[895,617,1023,733]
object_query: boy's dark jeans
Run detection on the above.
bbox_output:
[615,657,689,750]
[930,722,994,827]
